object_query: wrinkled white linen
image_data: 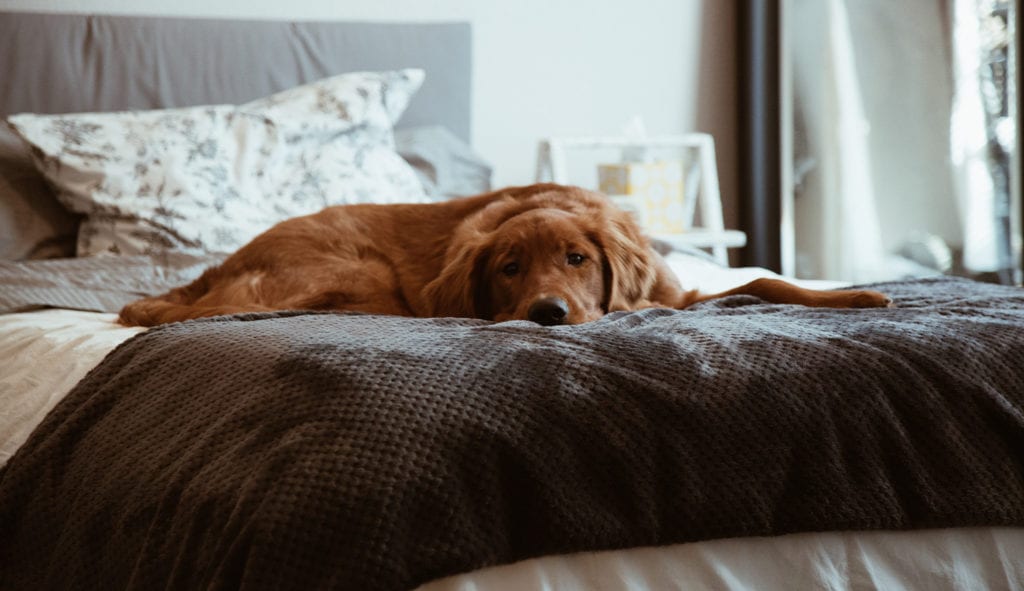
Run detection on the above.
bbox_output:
[663,251,850,294]
[420,528,1024,591]
[0,309,143,466]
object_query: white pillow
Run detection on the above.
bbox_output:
[7,69,428,257]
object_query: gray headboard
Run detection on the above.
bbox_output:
[0,12,472,141]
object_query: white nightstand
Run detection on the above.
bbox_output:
[535,134,745,266]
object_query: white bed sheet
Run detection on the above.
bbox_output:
[0,309,143,466]
[662,251,850,294]
[2,259,1020,591]
[419,528,1024,591]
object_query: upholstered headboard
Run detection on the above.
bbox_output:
[0,12,472,140]
[0,12,476,260]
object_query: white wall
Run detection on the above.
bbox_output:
[0,0,738,226]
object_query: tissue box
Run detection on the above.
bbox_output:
[597,160,686,234]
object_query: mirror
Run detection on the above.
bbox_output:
[781,0,1020,285]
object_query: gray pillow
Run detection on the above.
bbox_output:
[0,128,78,260]
[395,125,492,199]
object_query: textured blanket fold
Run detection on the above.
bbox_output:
[2,277,1024,590]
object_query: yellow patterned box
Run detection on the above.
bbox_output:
[597,160,686,234]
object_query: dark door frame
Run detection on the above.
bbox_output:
[738,0,782,272]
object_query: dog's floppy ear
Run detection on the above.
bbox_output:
[422,236,492,319]
[589,208,657,312]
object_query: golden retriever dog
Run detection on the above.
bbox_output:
[118,183,892,327]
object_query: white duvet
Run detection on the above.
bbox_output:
[1,257,1022,590]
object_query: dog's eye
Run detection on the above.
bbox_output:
[567,253,585,266]
[502,262,519,276]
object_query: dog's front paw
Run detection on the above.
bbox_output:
[848,290,894,308]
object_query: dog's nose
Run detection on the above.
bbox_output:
[528,297,569,326]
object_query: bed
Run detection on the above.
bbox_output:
[2,11,1024,591]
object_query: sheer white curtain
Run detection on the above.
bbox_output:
[790,0,887,283]
[788,0,1013,283]
[951,0,1002,273]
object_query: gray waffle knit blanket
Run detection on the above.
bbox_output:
[2,277,1024,590]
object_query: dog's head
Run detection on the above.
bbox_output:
[422,184,657,325]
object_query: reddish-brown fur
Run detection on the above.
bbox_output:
[118,184,892,327]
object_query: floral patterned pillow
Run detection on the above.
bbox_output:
[7,69,428,257]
